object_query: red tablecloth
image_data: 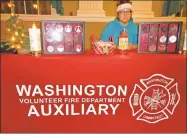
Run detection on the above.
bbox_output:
[1,50,186,133]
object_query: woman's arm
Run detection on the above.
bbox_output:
[128,24,138,50]
[100,23,113,41]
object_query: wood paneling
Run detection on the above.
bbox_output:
[152,1,164,17]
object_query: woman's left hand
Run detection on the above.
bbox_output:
[128,44,137,50]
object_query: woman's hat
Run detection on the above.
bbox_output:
[117,3,133,12]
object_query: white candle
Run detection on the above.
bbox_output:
[183,30,187,51]
[29,22,41,51]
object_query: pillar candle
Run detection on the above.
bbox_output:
[183,30,187,51]
[29,23,41,51]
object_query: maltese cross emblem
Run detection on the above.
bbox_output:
[129,74,180,123]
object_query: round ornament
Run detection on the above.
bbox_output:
[75,26,82,33]
[76,45,81,52]
[159,36,167,43]
[150,26,156,33]
[149,45,156,52]
[57,45,64,52]
[170,26,178,34]
[47,45,54,52]
[161,27,167,33]
[65,25,72,33]
[169,35,177,43]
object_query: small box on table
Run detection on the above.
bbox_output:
[92,41,116,55]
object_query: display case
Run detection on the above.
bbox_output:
[41,20,85,54]
[138,22,183,54]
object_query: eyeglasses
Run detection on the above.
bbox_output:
[118,11,132,16]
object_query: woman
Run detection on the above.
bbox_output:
[100,3,138,50]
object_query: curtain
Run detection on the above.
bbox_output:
[51,0,64,15]
[162,0,184,16]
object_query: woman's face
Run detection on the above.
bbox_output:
[118,10,132,23]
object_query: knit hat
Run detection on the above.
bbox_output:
[117,3,133,12]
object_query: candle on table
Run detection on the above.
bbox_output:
[119,28,128,50]
[29,22,41,52]
[183,30,187,54]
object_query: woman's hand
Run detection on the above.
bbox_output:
[128,44,137,50]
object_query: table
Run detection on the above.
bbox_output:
[1,50,186,133]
